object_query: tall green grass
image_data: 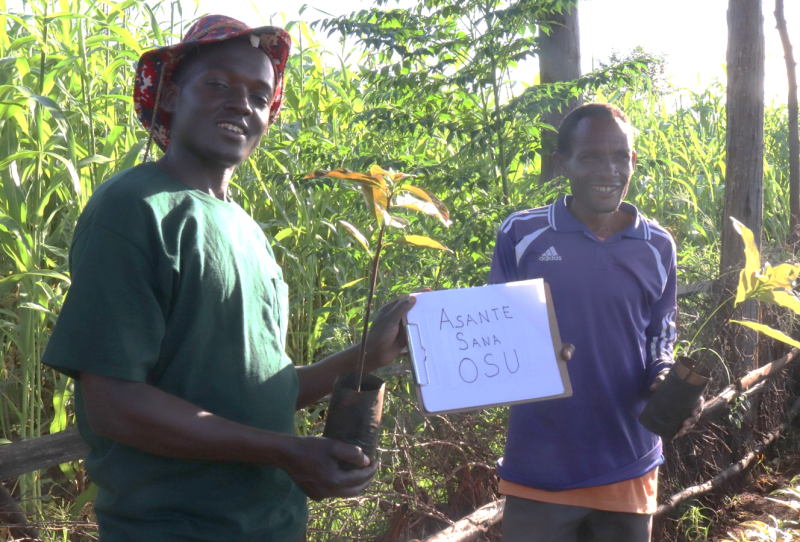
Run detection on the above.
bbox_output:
[0,0,795,539]
[0,0,179,517]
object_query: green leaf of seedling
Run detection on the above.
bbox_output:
[338,220,370,253]
[756,288,800,315]
[761,262,800,290]
[732,319,800,349]
[731,217,761,304]
[398,235,452,252]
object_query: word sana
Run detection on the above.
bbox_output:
[456,333,502,350]
[437,306,520,384]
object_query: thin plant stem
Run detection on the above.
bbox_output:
[356,221,387,393]
[688,294,735,353]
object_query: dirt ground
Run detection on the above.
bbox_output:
[707,455,800,541]
[653,442,800,542]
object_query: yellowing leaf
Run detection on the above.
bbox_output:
[399,235,452,252]
[338,220,370,253]
[369,164,412,188]
[305,168,384,189]
[731,217,761,304]
[383,211,410,228]
[756,288,800,315]
[391,171,413,183]
[361,185,388,223]
[360,186,381,223]
[369,164,391,179]
[762,262,800,290]
[732,319,800,349]
[395,187,451,227]
[341,277,367,289]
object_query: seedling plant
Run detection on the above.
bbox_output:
[305,165,451,391]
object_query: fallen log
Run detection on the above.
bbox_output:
[420,498,505,542]
[0,428,88,482]
[655,395,800,517]
[700,348,799,419]
[414,358,800,541]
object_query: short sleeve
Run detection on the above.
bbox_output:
[42,223,168,382]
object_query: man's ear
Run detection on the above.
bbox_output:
[552,151,567,177]
[160,82,180,114]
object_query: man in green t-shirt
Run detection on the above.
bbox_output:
[42,15,416,542]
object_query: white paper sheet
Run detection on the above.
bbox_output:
[405,279,567,413]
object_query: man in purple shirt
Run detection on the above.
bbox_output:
[489,103,695,541]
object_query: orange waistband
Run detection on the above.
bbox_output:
[498,468,658,514]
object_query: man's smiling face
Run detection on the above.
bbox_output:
[163,38,276,168]
[555,116,637,217]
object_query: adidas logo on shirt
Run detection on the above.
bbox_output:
[538,247,562,261]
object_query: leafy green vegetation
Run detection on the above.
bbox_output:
[0,0,796,540]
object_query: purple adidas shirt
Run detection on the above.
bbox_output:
[489,195,677,491]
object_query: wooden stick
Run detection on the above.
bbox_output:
[700,348,798,419]
[0,428,88,482]
[420,497,504,542]
[655,395,800,517]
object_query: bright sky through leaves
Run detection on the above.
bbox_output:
[5,0,797,101]
[191,0,798,104]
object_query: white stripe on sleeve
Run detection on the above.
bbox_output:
[515,226,551,265]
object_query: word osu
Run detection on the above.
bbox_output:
[458,350,520,384]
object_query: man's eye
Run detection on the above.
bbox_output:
[252,95,270,107]
[207,80,227,89]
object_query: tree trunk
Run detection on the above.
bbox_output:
[538,2,581,184]
[720,0,765,375]
[774,0,800,246]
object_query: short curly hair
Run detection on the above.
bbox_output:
[556,103,631,156]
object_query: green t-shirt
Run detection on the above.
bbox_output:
[42,162,307,541]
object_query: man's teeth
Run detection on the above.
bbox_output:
[218,123,244,134]
[593,186,617,193]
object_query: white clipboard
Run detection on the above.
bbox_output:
[404,279,572,415]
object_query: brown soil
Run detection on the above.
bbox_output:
[706,455,800,541]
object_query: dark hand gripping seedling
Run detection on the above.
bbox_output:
[641,217,800,439]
